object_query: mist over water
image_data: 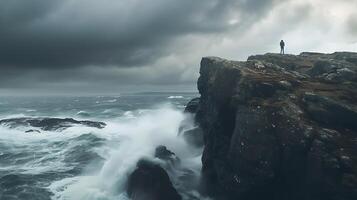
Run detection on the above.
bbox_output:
[0,93,203,200]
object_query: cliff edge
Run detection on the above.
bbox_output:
[191,52,357,200]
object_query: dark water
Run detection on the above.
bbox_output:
[0,93,203,200]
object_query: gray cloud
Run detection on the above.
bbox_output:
[0,0,281,92]
[0,0,354,94]
[0,0,284,69]
[347,14,357,36]
[0,0,233,69]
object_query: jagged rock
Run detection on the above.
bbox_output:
[154,145,202,199]
[155,145,180,165]
[178,98,204,147]
[184,98,200,113]
[0,117,106,131]
[127,159,182,200]
[155,146,175,159]
[191,52,357,200]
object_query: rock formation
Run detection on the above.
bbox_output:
[184,97,200,114]
[155,145,181,165]
[190,52,357,200]
[0,117,106,131]
[127,146,184,200]
[179,98,204,147]
[127,159,182,200]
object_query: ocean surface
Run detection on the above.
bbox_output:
[0,92,203,200]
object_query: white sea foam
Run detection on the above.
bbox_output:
[76,110,90,117]
[0,113,27,119]
[0,127,80,175]
[168,96,184,99]
[48,104,201,200]
[95,99,118,104]
[0,102,203,200]
[102,109,112,113]
[104,99,117,103]
[123,111,134,118]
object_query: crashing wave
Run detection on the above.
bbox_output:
[167,96,184,99]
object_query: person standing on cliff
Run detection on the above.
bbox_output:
[280,40,285,54]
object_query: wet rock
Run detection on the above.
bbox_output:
[184,98,200,114]
[0,117,106,131]
[179,98,204,147]
[127,159,182,200]
[192,52,357,200]
[153,146,202,199]
[155,145,180,165]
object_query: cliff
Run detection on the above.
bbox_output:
[191,52,357,200]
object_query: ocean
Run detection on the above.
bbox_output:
[0,92,204,200]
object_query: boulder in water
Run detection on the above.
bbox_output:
[127,159,182,200]
[155,145,180,165]
[0,117,106,131]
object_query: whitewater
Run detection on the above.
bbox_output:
[0,93,205,200]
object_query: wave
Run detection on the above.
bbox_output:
[104,99,117,103]
[0,102,203,200]
[76,111,90,117]
[95,99,118,104]
[168,96,184,99]
[48,105,202,200]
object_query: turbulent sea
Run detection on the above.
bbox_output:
[0,93,202,200]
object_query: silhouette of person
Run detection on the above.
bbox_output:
[280,40,285,54]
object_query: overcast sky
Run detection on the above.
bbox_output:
[0,0,356,95]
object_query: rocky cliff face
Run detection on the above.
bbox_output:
[193,52,357,200]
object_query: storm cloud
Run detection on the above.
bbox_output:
[0,0,250,68]
[347,14,357,36]
[0,0,356,94]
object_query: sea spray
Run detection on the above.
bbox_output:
[0,94,201,199]
[48,104,202,200]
